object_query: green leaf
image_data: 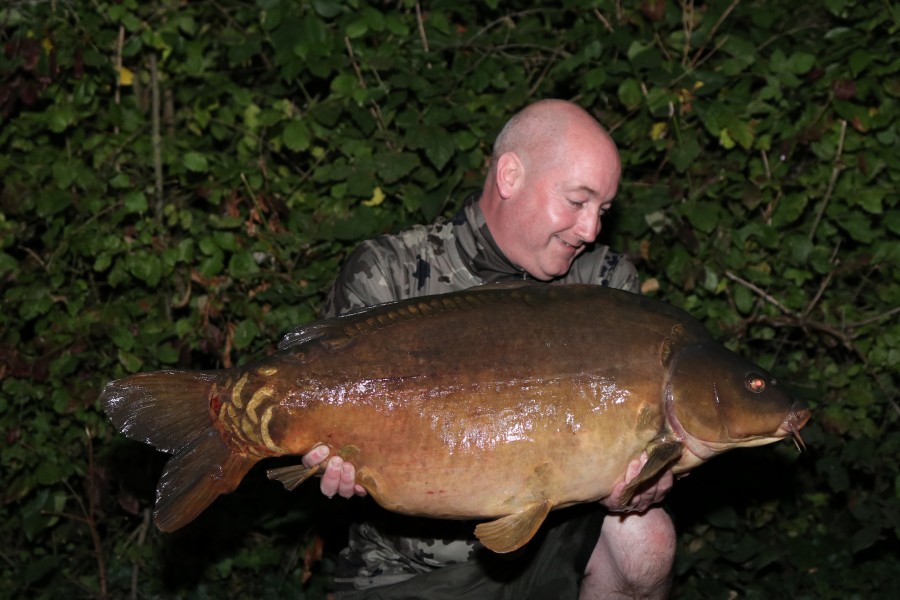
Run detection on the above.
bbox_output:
[835,211,877,243]
[786,52,816,74]
[733,283,755,314]
[123,191,148,214]
[282,119,311,152]
[848,49,872,77]
[850,526,881,553]
[128,253,163,286]
[331,73,358,97]
[313,0,344,18]
[372,152,420,183]
[117,349,143,373]
[35,461,61,485]
[425,134,454,171]
[682,202,721,234]
[618,79,643,110]
[23,555,59,587]
[233,319,260,350]
[0,252,16,276]
[45,105,75,133]
[183,151,209,172]
[885,211,900,235]
[670,138,700,172]
[36,190,71,217]
[228,250,261,278]
[52,161,77,188]
[772,194,809,227]
[157,343,179,364]
[345,19,368,38]
[110,326,135,351]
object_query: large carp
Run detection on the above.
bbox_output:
[102,283,809,553]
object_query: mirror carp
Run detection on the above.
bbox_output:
[102,283,810,553]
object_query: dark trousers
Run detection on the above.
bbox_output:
[336,504,606,600]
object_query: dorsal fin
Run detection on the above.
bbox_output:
[277,320,348,351]
[278,285,534,352]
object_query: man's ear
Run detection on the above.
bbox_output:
[495,152,523,199]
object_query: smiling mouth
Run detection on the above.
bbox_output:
[556,236,582,251]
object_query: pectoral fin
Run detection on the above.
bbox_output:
[473,499,553,554]
[266,463,324,491]
[618,438,683,508]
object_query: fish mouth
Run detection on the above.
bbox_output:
[777,405,812,452]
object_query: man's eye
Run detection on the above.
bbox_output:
[568,199,584,207]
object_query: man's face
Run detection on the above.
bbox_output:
[501,142,620,280]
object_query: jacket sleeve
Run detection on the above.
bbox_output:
[608,255,641,294]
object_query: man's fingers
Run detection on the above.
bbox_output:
[302,444,331,468]
[623,453,646,485]
[320,456,343,497]
[336,461,357,499]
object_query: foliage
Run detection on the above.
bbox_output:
[1,0,897,598]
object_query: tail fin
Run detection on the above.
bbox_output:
[101,370,258,531]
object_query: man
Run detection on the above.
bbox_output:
[303,99,676,598]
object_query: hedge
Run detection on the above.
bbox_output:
[1,1,898,598]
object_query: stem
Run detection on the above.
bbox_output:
[150,54,164,221]
[808,119,847,242]
[725,271,795,316]
[415,1,430,51]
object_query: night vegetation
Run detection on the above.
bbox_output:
[1,1,898,598]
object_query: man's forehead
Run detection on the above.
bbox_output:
[559,182,616,202]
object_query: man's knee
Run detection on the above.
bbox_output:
[581,507,675,599]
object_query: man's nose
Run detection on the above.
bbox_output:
[574,210,601,243]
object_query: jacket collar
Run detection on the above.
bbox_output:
[453,195,530,283]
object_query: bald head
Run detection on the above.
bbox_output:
[490,99,617,178]
[480,99,622,280]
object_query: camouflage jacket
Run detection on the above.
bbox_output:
[324,195,639,317]
[324,195,640,591]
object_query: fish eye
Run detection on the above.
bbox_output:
[745,375,766,393]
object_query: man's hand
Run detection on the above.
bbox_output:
[600,452,674,513]
[303,444,368,499]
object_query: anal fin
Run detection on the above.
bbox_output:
[473,499,553,554]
